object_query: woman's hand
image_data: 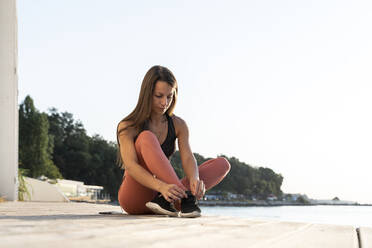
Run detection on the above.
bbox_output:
[159,183,187,202]
[189,178,205,200]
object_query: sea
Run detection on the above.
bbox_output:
[200,205,372,227]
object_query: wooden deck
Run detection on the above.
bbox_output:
[0,202,370,248]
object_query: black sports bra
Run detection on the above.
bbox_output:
[134,113,176,159]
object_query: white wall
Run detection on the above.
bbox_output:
[24,177,69,202]
[0,0,18,201]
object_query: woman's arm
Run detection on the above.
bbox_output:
[118,122,185,202]
[174,116,205,199]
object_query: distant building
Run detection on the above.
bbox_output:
[56,179,104,201]
[227,193,239,199]
[266,194,278,201]
[56,179,86,197]
[203,194,220,200]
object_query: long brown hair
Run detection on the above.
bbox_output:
[116,65,178,168]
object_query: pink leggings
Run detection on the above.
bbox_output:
[118,131,231,214]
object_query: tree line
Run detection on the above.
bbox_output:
[19,95,283,200]
[170,153,283,199]
[19,95,122,199]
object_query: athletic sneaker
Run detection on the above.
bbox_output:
[145,193,179,217]
[180,191,201,218]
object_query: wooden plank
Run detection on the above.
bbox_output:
[359,227,372,248]
[0,202,361,248]
[267,223,358,248]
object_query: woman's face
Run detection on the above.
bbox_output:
[152,80,174,115]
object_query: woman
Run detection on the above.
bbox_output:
[117,65,230,218]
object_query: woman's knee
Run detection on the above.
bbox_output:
[137,130,156,142]
[135,130,159,147]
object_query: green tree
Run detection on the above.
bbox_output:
[296,195,310,204]
[87,135,122,199]
[47,108,91,180]
[171,152,284,200]
[19,96,62,178]
[170,151,185,178]
[47,109,123,200]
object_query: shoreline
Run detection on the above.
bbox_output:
[84,200,372,207]
[70,200,372,207]
[198,200,372,207]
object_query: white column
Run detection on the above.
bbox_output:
[0,0,18,201]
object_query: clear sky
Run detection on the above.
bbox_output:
[17,0,372,203]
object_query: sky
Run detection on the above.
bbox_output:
[17,0,372,203]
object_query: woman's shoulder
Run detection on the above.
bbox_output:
[170,114,186,126]
[117,120,138,139]
[170,114,188,135]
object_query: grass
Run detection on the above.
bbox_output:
[18,168,30,201]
